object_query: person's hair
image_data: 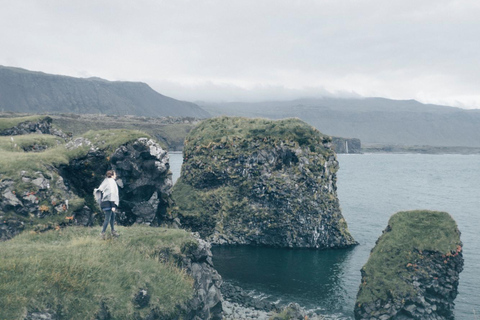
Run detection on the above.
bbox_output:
[106,170,115,178]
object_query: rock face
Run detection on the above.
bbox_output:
[355,210,463,320]
[180,236,223,320]
[60,137,173,226]
[0,171,83,241]
[0,116,68,139]
[172,116,356,248]
[331,137,361,154]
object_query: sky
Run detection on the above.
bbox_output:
[1,0,479,108]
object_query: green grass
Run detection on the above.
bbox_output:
[357,210,462,304]
[0,134,63,152]
[0,115,47,131]
[0,226,195,320]
[82,129,151,154]
[186,116,329,149]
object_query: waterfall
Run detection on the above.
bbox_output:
[345,141,349,154]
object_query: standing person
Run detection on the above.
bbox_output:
[97,170,120,239]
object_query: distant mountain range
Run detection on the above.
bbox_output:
[199,98,480,147]
[0,66,210,118]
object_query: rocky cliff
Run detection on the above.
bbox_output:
[0,116,176,239]
[171,116,356,248]
[0,116,223,319]
[355,210,463,320]
[331,137,361,154]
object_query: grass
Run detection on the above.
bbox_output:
[82,129,151,154]
[186,116,329,150]
[357,210,462,305]
[0,134,63,152]
[0,115,47,131]
[0,226,195,320]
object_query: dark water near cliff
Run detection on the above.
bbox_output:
[169,153,480,319]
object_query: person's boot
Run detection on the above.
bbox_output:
[100,232,105,240]
[112,230,120,237]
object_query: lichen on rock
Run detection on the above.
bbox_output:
[355,210,463,320]
[172,116,356,248]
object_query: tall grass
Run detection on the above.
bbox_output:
[0,226,194,319]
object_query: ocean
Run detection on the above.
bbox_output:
[169,152,480,319]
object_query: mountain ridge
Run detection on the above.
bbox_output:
[199,98,480,147]
[0,65,210,118]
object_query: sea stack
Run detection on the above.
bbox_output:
[172,116,356,248]
[355,210,463,320]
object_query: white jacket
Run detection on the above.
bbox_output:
[98,178,119,206]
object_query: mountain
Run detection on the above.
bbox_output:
[199,98,480,147]
[0,66,210,118]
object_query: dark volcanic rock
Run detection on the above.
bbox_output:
[355,210,463,320]
[179,236,223,320]
[172,116,356,248]
[0,116,68,139]
[61,137,173,226]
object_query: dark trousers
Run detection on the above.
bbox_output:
[101,209,115,233]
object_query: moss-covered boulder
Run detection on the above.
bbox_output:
[171,116,356,248]
[355,210,463,320]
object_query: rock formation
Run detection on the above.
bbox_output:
[355,210,463,320]
[172,116,356,248]
[331,137,361,154]
[0,116,175,239]
[60,136,173,226]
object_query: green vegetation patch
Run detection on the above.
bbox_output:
[0,226,194,320]
[357,210,462,304]
[0,134,63,152]
[0,115,47,131]
[82,129,151,154]
[186,116,328,149]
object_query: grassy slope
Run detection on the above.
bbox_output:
[357,210,462,304]
[0,226,195,320]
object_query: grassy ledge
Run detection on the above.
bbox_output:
[357,210,462,304]
[0,226,195,320]
[0,115,47,131]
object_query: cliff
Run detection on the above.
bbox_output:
[0,116,223,319]
[171,116,356,248]
[331,136,361,154]
[355,210,463,320]
[0,116,176,239]
[0,65,210,118]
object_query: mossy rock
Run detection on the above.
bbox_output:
[172,116,356,248]
[355,210,463,319]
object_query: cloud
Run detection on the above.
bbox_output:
[1,0,479,108]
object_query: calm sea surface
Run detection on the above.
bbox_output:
[169,153,480,319]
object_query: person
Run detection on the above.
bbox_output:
[97,170,120,239]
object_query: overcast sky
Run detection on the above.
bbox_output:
[1,0,479,108]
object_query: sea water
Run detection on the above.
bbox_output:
[169,153,480,319]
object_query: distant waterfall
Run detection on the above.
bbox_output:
[345,141,349,154]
